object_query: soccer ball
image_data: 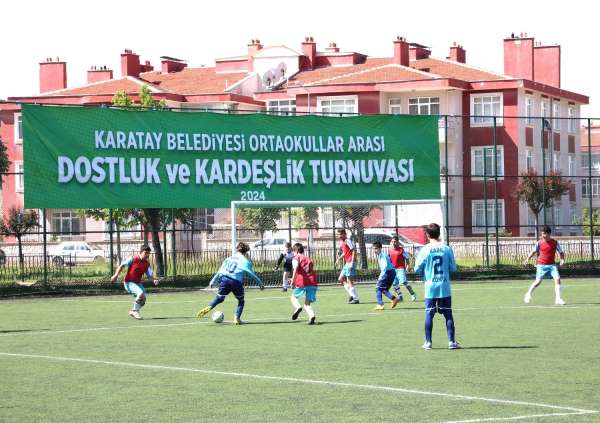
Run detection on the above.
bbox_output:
[211,310,224,323]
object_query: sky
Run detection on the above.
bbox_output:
[2,0,599,117]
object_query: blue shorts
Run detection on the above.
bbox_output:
[340,263,356,278]
[217,275,245,300]
[124,282,145,297]
[376,269,396,290]
[424,296,452,315]
[293,286,318,303]
[393,268,408,286]
[536,264,560,281]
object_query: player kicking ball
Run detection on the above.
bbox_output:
[372,241,401,311]
[111,245,159,320]
[289,243,318,325]
[197,242,264,325]
[523,225,566,305]
[414,223,460,350]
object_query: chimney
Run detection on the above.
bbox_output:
[121,49,141,77]
[325,42,340,53]
[247,39,263,72]
[503,34,534,80]
[448,42,466,63]
[140,60,154,73]
[87,65,113,84]
[39,57,67,93]
[393,36,409,66]
[161,56,187,73]
[301,36,317,70]
[533,43,560,88]
[409,44,431,60]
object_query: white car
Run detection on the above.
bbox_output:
[252,238,299,251]
[352,229,423,257]
[50,241,106,266]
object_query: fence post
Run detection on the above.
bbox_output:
[541,117,547,225]
[483,145,489,268]
[288,207,292,243]
[42,208,48,286]
[171,208,176,281]
[588,118,595,264]
[163,211,168,276]
[444,115,450,245]
[109,209,114,275]
[332,207,337,275]
[493,116,500,267]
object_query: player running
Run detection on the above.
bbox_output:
[275,242,294,292]
[372,241,401,311]
[336,229,360,304]
[197,242,264,325]
[389,235,417,302]
[289,243,318,325]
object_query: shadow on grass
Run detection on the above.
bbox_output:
[457,345,538,350]
[144,317,196,321]
[238,319,365,326]
[0,329,40,334]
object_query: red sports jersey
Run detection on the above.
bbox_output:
[389,246,407,269]
[536,239,562,265]
[340,239,355,264]
[125,256,151,283]
[293,254,318,288]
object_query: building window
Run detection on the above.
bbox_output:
[317,96,357,115]
[553,204,561,231]
[267,99,296,115]
[525,96,534,126]
[542,150,551,173]
[568,154,575,177]
[319,207,345,228]
[389,98,402,115]
[470,93,502,126]
[526,149,534,171]
[408,97,439,115]
[553,102,561,131]
[540,99,549,129]
[581,152,600,170]
[189,208,215,231]
[103,218,141,240]
[570,203,578,226]
[52,211,81,235]
[472,200,504,233]
[553,152,560,173]
[582,178,600,198]
[471,146,504,178]
[567,107,577,133]
[15,162,24,193]
[14,113,23,144]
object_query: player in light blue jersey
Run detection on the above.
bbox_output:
[196,242,264,325]
[414,223,460,350]
[372,242,401,311]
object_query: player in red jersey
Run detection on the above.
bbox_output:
[111,245,159,319]
[289,243,318,325]
[523,225,566,305]
[389,235,417,302]
[336,229,360,304]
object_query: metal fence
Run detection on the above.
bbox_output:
[1,109,599,294]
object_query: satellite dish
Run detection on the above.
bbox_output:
[276,62,287,79]
[262,70,275,87]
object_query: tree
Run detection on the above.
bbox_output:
[0,207,39,277]
[292,208,319,251]
[110,87,188,276]
[239,208,282,262]
[514,170,570,237]
[0,135,11,185]
[77,209,138,263]
[580,208,600,236]
[334,206,378,269]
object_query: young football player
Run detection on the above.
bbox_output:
[389,235,417,302]
[336,229,359,304]
[275,242,294,292]
[289,243,318,325]
[372,241,401,311]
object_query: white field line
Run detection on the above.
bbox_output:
[0,351,596,420]
[442,410,596,422]
[1,303,598,338]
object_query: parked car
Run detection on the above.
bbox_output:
[352,229,423,257]
[49,241,106,266]
[252,238,299,251]
[0,249,5,266]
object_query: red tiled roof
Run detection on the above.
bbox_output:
[140,68,247,95]
[42,78,146,96]
[316,64,432,85]
[410,58,507,81]
[287,58,395,86]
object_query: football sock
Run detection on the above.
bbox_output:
[406,284,416,296]
[554,284,562,301]
[132,302,141,311]
[376,289,384,305]
[282,275,289,289]
[303,304,315,319]
[343,284,352,296]
[393,286,403,298]
[209,295,225,309]
[382,289,394,301]
[291,295,302,310]
[236,298,245,319]
[350,286,358,300]
[527,284,537,296]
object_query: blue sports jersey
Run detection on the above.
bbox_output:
[414,243,457,299]
[210,253,262,286]
[376,252,395,280]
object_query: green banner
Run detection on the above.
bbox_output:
[23,104,440,208]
